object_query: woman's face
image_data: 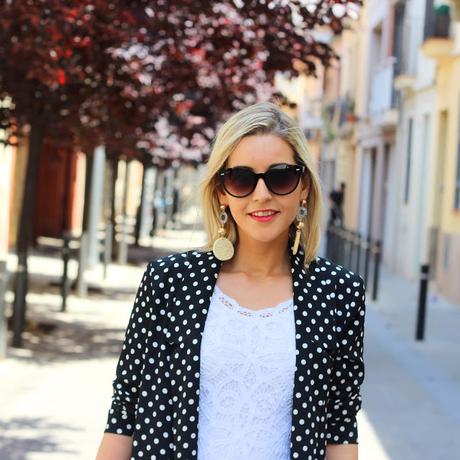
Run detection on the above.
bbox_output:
[217,134,309,245]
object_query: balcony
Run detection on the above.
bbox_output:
[368,57,398,128]
[394,74,416,92]
[392,5,416,93]
[422,2,454,60]
[335,96,357,139]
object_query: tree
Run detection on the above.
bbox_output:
[0,0,362,346]
[127,0,363,161]
[0,0,157,346]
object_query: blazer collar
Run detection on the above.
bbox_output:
[200,236,319,316]
[169,235,331,350]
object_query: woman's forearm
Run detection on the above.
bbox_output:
[95,433,133,460]
[326,443,358,460]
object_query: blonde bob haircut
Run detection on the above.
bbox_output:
[198,101,323,268]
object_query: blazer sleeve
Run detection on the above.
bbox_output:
[104,260,162,436]
[326,272,366,444]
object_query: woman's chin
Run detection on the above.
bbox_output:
[241,230,288,245]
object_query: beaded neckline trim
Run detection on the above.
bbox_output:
[213,285,293,318]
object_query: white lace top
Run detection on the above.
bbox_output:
[197,284,296,460]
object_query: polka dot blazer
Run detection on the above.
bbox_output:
[104,241,366,460]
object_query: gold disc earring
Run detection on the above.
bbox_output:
[212,204,235,261]
[292,199,307,255]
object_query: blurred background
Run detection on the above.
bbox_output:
[0,0,459,459]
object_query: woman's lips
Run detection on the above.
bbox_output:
[248,211,280,222]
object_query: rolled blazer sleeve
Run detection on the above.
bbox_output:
[326,272,366,444]
[104,261,159,436]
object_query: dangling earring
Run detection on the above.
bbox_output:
[292,199,307,255]
[212,204,235,261]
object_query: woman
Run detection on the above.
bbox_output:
[96,102,366,460]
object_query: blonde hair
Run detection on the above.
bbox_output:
[198,101,323,268]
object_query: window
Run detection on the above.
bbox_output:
[404,118,413,204]
[443,234,450,271]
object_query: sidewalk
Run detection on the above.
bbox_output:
[0,231,459,459]
[0,229,207,460]
[356,262,460,460]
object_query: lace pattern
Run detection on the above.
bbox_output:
[197,285,296,460]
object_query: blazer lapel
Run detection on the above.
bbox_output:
[163,250,222,459]
[165,240,336,459]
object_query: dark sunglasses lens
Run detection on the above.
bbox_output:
[266,167,300,194]
[224,169,255,196]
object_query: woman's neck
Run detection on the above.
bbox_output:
[221,233,291,278]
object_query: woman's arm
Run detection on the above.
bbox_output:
[326,443,358,460]
[96,260,166,457]
[95,433,132,460]
[325,272,366,452]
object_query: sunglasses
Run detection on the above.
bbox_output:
[218,163,306,198]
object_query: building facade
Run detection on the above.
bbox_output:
[291,0,460,304]
[421,0,460,302]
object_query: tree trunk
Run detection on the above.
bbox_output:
[74,152,94,290]
[150,167,160,238]
[134,162,147,246]
[12,120,45,348]
[117,159,130,265]
[82,152,94,232]
[110,157,118,260]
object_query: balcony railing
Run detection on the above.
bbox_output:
[424,1,451,40]
[422,2,454,60]
[338,96,357,125]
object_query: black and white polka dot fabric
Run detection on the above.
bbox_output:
[104,239,366,459]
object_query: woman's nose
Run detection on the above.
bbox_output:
[252,177,272,200]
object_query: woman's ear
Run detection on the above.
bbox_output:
[300,173,310,201]
[216,184,228,207]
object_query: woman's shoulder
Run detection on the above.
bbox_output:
[314,255,365,289]
[144,250,365,294]
[146,247,214,273]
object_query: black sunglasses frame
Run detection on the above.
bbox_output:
[218,164,306,198]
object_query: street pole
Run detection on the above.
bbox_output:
[0,260,9,359]
[372,240,381,301]
[415,264,430,341]
[364,236,371,287]
[77,232,88,297]
[60,232,71,312]
[355,232,362,275]
[103,223,113,280]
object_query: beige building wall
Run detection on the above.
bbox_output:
[430,56,460,303]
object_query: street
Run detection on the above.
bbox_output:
[1,229,459,459]
[2,2,460,459]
